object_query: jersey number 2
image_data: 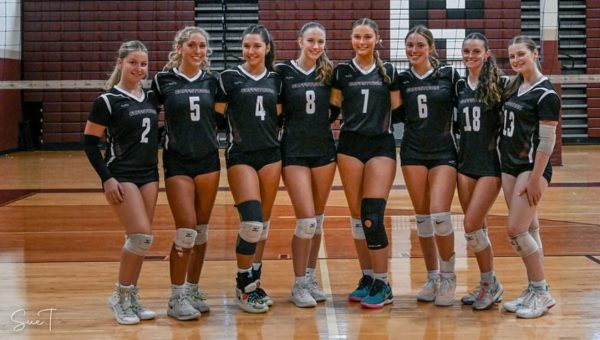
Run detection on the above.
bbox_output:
[140,117,151,143]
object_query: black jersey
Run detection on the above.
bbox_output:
[398,66,460,160]
[276,60,335,157]
[152,68,219,159]
[332,59,398,137]
[217,65,281,153]
[455,76,509,176]
[88,86,159,175]
[500,77,560,167]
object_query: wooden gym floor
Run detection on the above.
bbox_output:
[0,145,599,339]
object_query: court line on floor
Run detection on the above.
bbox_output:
[317,232,341,339]
[585,255,600,265]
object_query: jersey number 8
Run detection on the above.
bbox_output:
[306,90,315,114]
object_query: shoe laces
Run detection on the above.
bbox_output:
[246,290,265,304]
[357,275,374,290]
[368,279,385,297]
[188,289,207,301]
[439,276,454,294]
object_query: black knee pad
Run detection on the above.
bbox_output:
[361,198,389,250]
[236,234,257,255]
[236,200,263,222]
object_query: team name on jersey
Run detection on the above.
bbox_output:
[458,97,481,105]
[291,82,325,89]
[240,87,276,94]
[504,101,523,111]
[174,88,211,95]
[129,108,157,117]
[407,85,440,93]
[348,80,383,87]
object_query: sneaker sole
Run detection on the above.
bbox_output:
[515,302,555,319]
[349,295,365,302]
[289,297,317,308]
[107,303,140,325]
[434,298,455,307]
[416,295,436,302]
[167,309,201,321]
[360,298,393,309]
[236,299,269,314]
[137,312,156,320]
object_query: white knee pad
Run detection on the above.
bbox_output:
[239,221,264,243]
[124,234,154,256]
[416,214,434,237]
[529,226,542,249]
[195,224,208,245]
[259,220,270,241]
[509,231,540,258]
[314,214,324,235]
[431,212,454,236]
[465,228,490,253]
[350,217,365,240]
[174,228,197,250]
[294,217,317,239]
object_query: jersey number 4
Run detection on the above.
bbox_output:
[255,95,266,121]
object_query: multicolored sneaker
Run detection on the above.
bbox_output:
[461,285,481,305]
[515,286,556,319]
[416,276,439,302]
[252,265,273,306]
[360,279,393,309]
[472,277,504,310]
[306,273,327,302]
[236,272,269,313]
[349,275,373,302]
[503,284,533,313]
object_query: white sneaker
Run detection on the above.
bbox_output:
[516,287,556,319]
[503,285,532,313]
[167,294,201,320]
[107,284,140,325]
[130,286,156,320]
[186,285,210,313]
[306,274,327,302]
[435,274,456,306]
[290,281,317,308]
[416,277,439,302]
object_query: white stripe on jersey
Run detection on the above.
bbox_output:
[536,88,558,105]
[105,129,116,167]
[100,94,112,115]
[528,133,534,163]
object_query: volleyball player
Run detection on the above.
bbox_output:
[499,36,558,319]
[455,32,506,310]
[330,18,400,309]
[151,26,220,320]
[397,25,460,306]
[215,24,282,314]
[83,41,159,325]
[276,22,336,308]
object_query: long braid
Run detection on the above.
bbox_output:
[315,53,333,84]
[374,50,391,85]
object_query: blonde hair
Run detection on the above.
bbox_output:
[104,40,148,91]
[299,22,333,84]
[164,26,211,71]
[352,18,391,84]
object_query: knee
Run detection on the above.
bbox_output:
[124,233,154,256]
[508,231,539,258]
[431,211,453,236]
[173,228,198,252]
[464,228,490,253]
[294,217,317,239]
[361,198,388,250]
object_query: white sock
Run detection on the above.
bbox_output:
[373,272,388,284]
[362,269,374,278]
[305,267,316,277]
[252,263,262,271]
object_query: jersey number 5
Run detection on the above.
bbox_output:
[189,96,201,121]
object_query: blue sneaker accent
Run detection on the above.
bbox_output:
[360,279,393,309]
[349,275,373,302]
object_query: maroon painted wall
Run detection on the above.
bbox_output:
[0,58,21,152]
[21,1,195,144]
